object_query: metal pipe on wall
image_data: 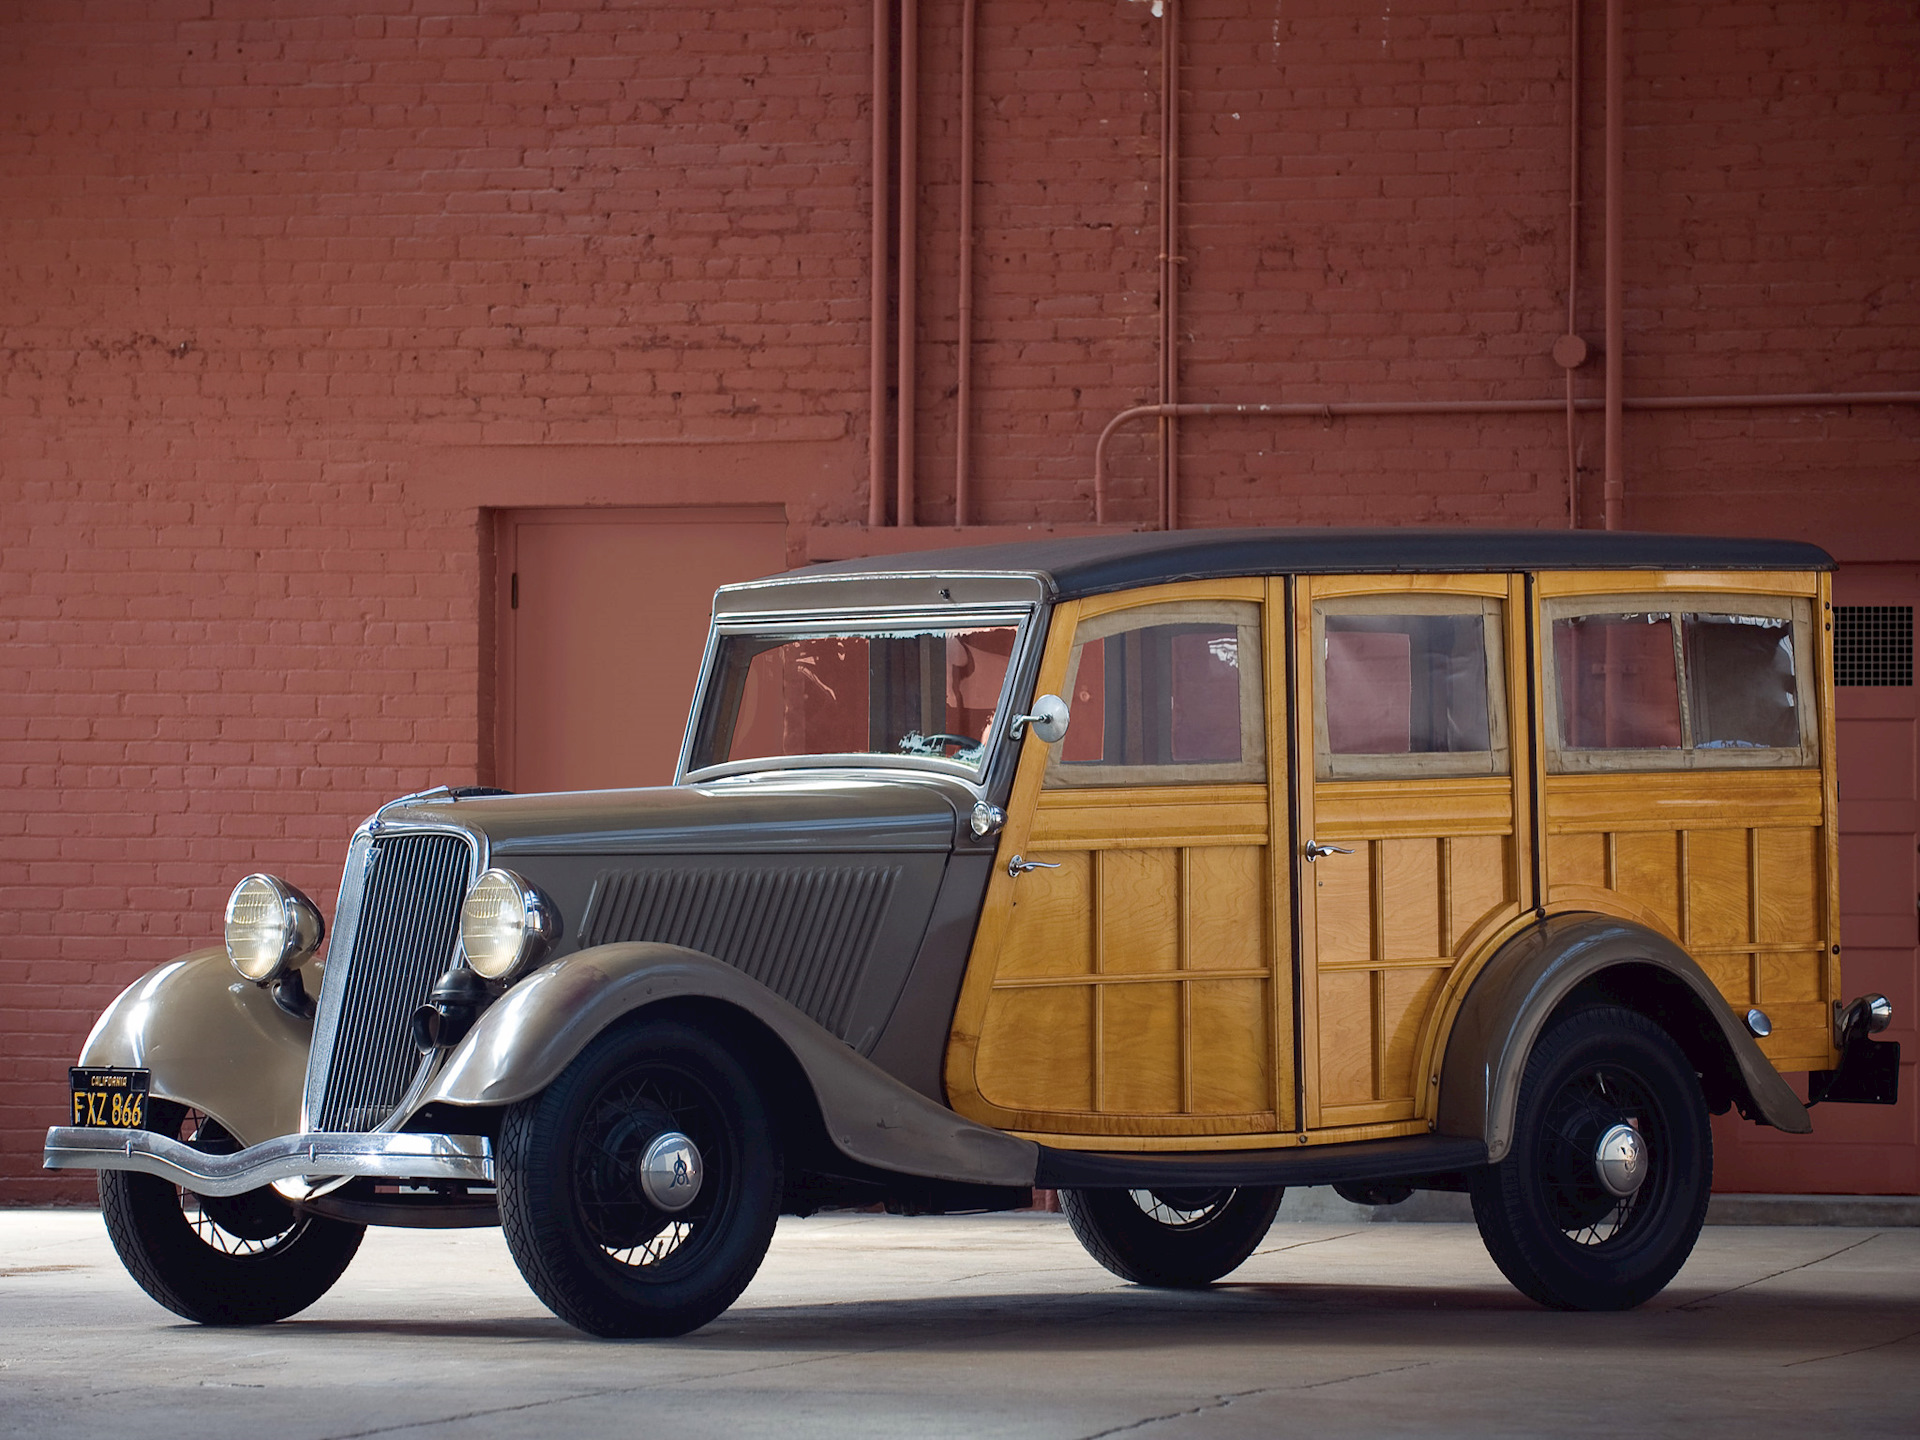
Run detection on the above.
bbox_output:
[1603,0,1624,529]
[869,0,891,528]
[896,0,920,526]
[1092,393,1920,521]
[1158,0,1182,531]
[1564,0,1582,527]
[954,0,978,526]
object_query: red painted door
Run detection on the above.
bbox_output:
[1714,565,1918,1193]
[495,507,788,793]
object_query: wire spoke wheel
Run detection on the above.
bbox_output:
[1063,1185,1284,1288]
[499,1015,782,1338]
[98,1098,364,1325]
[1471,1005,1710,1311]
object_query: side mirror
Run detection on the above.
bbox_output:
[1010,694,1071,746]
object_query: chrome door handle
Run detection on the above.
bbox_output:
[1007,854,1062,877]
[1302,841,1355,862]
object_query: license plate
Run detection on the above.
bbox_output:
[69,1067,150,1129]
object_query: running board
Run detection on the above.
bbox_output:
[1033,1135,1488,1190]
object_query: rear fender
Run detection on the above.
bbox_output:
[1437,914,1811,1163]
[74,948,311,1147]
[423,942,1039,1188]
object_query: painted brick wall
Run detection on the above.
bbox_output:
[3,0,1916,1200]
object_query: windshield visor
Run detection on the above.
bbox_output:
[689,623,1021,774]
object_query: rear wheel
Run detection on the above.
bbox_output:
[99,1100,365,1325]
[1470,1005,1711,1311]
[498,1015,782,1337]
[1061,1185,1284,1287]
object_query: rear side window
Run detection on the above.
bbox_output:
[1046,600,1265,787]
[1311,595,1508,780]
[1544,595,1815,771]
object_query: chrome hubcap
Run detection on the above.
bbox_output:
[1593,1121,1647,1198]
[639,1130,704,1212]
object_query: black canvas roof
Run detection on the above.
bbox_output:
[796,527,1834,602]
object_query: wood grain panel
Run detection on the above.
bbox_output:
[1612,831,1682,934]
[1545,769,1823,833]
[1099,849,1181,975]
[1687,828,1751,949]
[1187,846,1267,972]
[976,986,1092,1112]
[1314,777,1516,839]
[1312,847,1373,965]
[1317,970,1375,1107]
[1381,967,1446,1101]
[1187,979,1271,1114]
[1450,834,1513,944]
[1536,569,1822,599]
[994,852,1093,980]
[1099,982,1183,1113]
[1759,951,1824,1004]
[1548,830,1606,891]
[1030,787,1270,849]
[1380,838,1442,961]
[1756,828,1821,945]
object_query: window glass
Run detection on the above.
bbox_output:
[1313,596,1507,779]
[1544,595,1813,771]
[691,623,1018,772]
[1684,613,1799,749]
[1048,601,1263,786]
[1551,612,1683,750]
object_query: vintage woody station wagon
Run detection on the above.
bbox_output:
[49,528,1900,1336]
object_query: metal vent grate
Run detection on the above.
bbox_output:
[314,832,471,1132]
[1834,606,1913,687]
[580,866,899,1040]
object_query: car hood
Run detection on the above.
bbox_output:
[388,771,969,857]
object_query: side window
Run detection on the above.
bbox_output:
[1544,595,1815,771]
[1046,600,1264,787]
[1312,596,1508,780]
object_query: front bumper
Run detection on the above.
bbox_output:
[43,1126,493,1197]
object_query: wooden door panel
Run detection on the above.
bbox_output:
[1297,575,1528,1133]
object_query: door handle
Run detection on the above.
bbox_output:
[1302,840,1355,863]
[1007,854,1062,878]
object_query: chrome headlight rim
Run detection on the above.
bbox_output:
[459,867,559,983]
[224,873,326,984]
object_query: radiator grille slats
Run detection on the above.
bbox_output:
[315,833,471,1132]
[580,866,899,1039]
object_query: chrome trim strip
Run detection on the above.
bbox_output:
[42,1127,493,1198]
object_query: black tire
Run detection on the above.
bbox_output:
[1470,1005,1711,1311]
[498,1015,782,1338]
[98,1101,365,1325]
[1061,1185,1285,1287]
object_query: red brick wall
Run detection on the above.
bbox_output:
[4,0,1916,1200]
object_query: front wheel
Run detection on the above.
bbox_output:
[1061,1186,1284,1287]
[99,1101,365,1325]
[498,1015,783,1338]
[1470,1005,1712,1311]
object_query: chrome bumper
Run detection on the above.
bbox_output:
[43,1127,493,1198]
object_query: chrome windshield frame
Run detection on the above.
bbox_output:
[675,602,1044,797]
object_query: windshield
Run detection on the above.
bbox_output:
[689,622,1022,774]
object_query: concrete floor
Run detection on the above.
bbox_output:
[3,1207,1917,1439]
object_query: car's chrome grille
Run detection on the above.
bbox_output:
[312,832,472,1132]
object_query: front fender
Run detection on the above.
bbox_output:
[1437,914,1811,1163]
[75,948,311,1148]
[423,943,1039,1188]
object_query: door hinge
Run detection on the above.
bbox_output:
[510,572,519,609]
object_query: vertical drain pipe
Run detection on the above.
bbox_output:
[869,0,891,528]
[896,0,920,526]
[954,0,978,526]
[1602,0,1624,530]
[1158,0,1181,530]
[1564,0,1582,527]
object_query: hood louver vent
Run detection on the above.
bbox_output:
[579,865,900,1041]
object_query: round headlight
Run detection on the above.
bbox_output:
[225,874,325,983]
[460,868,558,982]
